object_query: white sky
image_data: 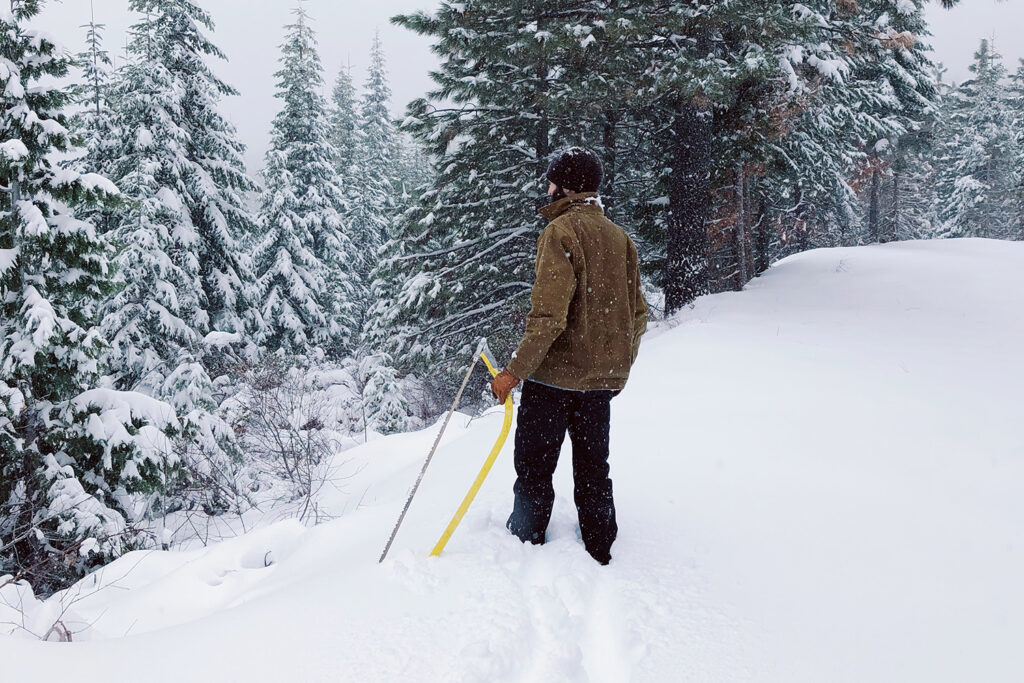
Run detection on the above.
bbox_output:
[38,0,438,172]
[36,0,1024,174]
[923,0,1024,84]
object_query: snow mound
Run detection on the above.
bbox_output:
[2,239,1022,682]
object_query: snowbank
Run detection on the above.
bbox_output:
[2,239,1022,681]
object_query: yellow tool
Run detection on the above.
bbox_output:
[429,351,513,557]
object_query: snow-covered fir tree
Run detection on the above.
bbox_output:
[1009,60,1024,239]
[741,0,936,256]
[77,4,109,116]
[934,39,1018,239]
[382,0,941,380]
[885,134,939,241]
[849,0,938,245]
[379,1,602,386]
[394,134,433,203]
[102,0,259,384]
[99,0,259,513]
[352,353,408,436]
[349,31,397,318]
[253,4,357,358]
[72,3,117,184]
[0,1,180,594]
[68,4,120,243]
[329,61,360,194]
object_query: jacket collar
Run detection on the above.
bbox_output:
[539,191,603,221]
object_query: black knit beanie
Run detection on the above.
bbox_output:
[546,147,603,193]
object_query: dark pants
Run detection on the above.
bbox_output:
[506,380,617,564]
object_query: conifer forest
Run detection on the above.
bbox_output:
[1,0,1021,603]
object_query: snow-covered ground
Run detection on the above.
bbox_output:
[2,238,1022,682]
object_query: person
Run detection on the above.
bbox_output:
[490,146,648,565]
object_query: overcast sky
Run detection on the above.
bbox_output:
[38,0,438,172]
[35,0,1024,174]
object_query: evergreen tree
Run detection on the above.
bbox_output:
[393,133,433,211]
[102,0,259,385]
[382,1,603,384]
[73,3,117,180]
[329,61,360,191]
[69,3,119,241]
[358,353,409,435]
[1009,60,1024,239]
[99,0,258,512]
[385,1,887,358]
[254,5,357,357]
[934,40,1017,239]
[848,0,938,245]
[1,1,179,593]
[383,0,953,385]
[350,31,398,317]
[886,135,939,241]
[102,50,202,395]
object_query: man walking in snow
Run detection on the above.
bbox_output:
[490,147,648,565]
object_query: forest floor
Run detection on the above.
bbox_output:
[2,238,1022,682]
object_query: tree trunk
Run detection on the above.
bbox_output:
[664,100,712,315]
[753,197,771,276]
[868,167,881,243]
[601,110,618,215]
[1018,182,1024,240]
[533,5,549,211]
[734,164,748,291]
[889,171,900,243]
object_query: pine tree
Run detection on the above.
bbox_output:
[885,61,946,243]
[887,135,939,241]
[350,31,398,318]
[358,353,409,435]
[383,1,602,384]
[1008,60,1024,239]
[934,40,1017,239]
[394,134,433,203]
[102,51,202,394]
[1,1,179,593]
[73,3,117,181]
[68,3,120,244]
[383,0,949,386]
[633,0,940,288]
[98,0,259,512]
[254,5,357,358]
[845,0,937,244]
[102,0,259,385]
[329,61,360,191]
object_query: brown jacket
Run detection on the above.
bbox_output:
[506,192,648,391]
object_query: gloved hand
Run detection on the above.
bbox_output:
[490,370,520,404]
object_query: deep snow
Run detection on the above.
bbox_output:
[2,238,1023,682]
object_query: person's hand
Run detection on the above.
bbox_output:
[490,370,520,404]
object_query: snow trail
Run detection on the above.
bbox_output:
[2,239,1023,682]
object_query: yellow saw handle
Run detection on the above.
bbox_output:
[429,351,513,557]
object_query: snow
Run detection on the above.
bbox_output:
[895,0,917,15]
[0,246,18,275]
[0,138,28,160]
[78,173,119,196]
[8,285,57,365]
[51,169,118,196]
[3,72,25,98]
[35,116,66,139]
[202,331,241,348]
[24,29,63,54]
[2,239,1023,680]
[72,389,179,433]
[15,200,48,237]
[780,47,803,92]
